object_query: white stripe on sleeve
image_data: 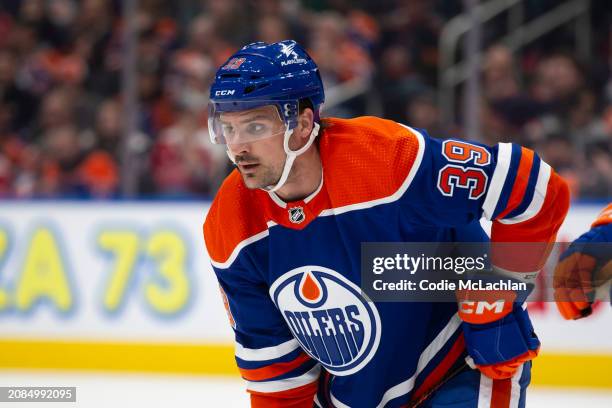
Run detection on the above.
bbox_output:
[482,143,513,220]
[497,162,551,225]
[235,338,300,362]
[246,364,321,393]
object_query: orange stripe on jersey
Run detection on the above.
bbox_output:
[592,203,612,227]
[203,170,269,265]
[239,352,311,382]
[492,170,569,243]
[410,333,466,403]
[250,381,318,408]
[492,171,569,272]
[496,147,534,220]
[490,377,512,408]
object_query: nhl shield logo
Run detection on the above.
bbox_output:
[288,207,305,224]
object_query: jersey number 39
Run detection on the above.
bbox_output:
[437,140,490,200]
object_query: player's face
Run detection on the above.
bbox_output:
[220,106,287,189]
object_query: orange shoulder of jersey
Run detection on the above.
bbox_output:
[592,203,612,227]
[318,116,424,208]
[203,169,268,266]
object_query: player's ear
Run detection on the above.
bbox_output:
[296,108,314,140]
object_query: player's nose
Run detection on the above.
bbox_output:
[227,141,251,157]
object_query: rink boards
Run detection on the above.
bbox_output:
[0,200,609,388]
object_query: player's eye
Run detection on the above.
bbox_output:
[246,123,266,135]
[221,124,235,135]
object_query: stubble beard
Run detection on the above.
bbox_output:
[240,162,284,190]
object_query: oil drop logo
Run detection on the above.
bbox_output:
[269,266,381,376]
[299,272,323,304]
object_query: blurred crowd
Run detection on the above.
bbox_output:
[0,0,610,199]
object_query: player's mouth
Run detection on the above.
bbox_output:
[238,163,260,174]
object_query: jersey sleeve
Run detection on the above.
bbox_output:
[211,259,320,407]
[405,127,570,275]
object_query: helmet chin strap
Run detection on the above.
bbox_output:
[263,121,320,193]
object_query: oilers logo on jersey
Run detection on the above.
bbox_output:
[269,266,382,376]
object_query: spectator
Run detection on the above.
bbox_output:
[0,49,38,134]
[405,90,447,137]
[0,0,609,199]
[483,45,520,101]
[530,53,584,114]
[149,51,226,196]
[580,142,612,198]
[377,44,426,122]
[309,11,373,85]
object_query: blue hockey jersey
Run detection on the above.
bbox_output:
[203,116,569,407]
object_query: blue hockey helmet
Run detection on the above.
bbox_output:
[208,40,325,145]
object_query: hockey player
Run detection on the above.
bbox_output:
[203,41,569,407]
[554,203,612,319]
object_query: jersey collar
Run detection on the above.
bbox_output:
[258,170,329,230]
